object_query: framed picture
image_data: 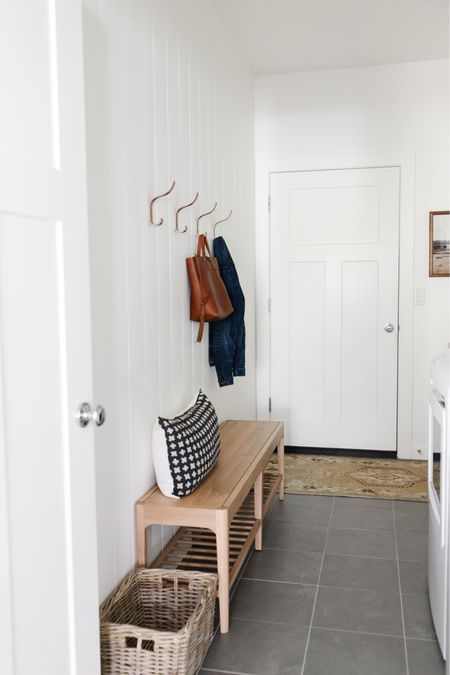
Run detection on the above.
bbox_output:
[429,211,450,277]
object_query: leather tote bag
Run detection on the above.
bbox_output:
[186,234,233,342]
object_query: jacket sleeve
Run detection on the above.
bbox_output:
[233,320,246,376]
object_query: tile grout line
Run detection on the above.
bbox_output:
[240,576,318,586]
[220,616,437,644]
[392,500,410,675]
[307,624,436,642]
[324,525,414,532]
[200,489,328,673]
[239,575,414,595]
[200,498,429,675]
[199,669,251,675]
[228,616,408,640]
[261,546,424,563]
[300,496,335,675]
[198,539,256,674]
[227,615,438,643]
[201,498,426,674]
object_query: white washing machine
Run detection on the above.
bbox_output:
[429,354,450,659]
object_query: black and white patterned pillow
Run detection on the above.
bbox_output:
[152,390,220,498]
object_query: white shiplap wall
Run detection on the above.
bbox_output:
[82,0,255,600]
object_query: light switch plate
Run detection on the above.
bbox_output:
[414,288,426,305]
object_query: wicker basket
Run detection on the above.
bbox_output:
[100,568,217,675]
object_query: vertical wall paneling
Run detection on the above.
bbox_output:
[83,0,255,600]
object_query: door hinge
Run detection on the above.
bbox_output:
[268,195,271,212]
[269,397,272,413]
[268,297,271,313]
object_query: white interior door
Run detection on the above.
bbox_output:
[0,1,100,674]
[270,167,400,451]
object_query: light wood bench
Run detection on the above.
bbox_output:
[135,420,284,633]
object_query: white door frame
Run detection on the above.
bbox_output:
[256,152,416,459]
[0,343,13,671]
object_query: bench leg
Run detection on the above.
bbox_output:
[216,510,229,633]
[278,437,285,501]
[254,472,263,551]
[136,513,148,566]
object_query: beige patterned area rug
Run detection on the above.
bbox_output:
[268,453,430,502]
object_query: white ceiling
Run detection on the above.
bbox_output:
[217,0,449,75]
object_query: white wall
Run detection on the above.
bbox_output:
[82,0,255,601]
[255,59,449,457]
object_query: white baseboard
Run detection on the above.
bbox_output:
[410,444,428,460]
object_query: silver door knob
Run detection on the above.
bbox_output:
[384,323,395,333]
[76,402,106,427]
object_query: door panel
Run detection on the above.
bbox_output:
[290,262,326,421]
[270,167,400,451]
[0,0,58,165]
[341,260,379,421]
[290,184,380,245]
[0,218,72,673]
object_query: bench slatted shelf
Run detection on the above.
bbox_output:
[152,472,280,585]
[136,420,284,633]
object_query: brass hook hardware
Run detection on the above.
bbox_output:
[175,192,199,233]
[148,180,176,226]
[196,202,217,236]
[213,209,232,239]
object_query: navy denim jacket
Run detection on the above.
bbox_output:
[209,236,245,387]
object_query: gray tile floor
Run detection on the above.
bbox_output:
[200,494,445,675]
